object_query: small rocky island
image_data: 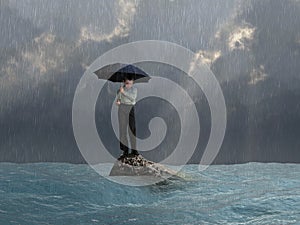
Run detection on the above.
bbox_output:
[109,154,184,180]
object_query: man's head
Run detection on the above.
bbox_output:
[123,75,134,89]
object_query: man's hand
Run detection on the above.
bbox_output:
[116,100,121,106]
[120,86,124,94]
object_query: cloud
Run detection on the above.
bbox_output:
[214,19,256,53]
[0,56,18,84]
[186,0,258,85]
[188,50,221,75]
[227,25,256,51]
[248,64,268,85]
[1,0,300,163]
[25,32,69,74]
[1,31,72,88]
[0,0,142,113]
[77,0,139,45]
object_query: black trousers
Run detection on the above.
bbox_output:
[118,103,136,153]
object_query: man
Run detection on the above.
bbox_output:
[115,74,139,159]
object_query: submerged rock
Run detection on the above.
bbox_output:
[109,154,183,180]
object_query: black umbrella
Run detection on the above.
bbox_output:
[93,63,151,83]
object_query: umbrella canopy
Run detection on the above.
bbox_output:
[93,63,151,83]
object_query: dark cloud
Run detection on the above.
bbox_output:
[0,0,299,163]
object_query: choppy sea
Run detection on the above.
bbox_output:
[0,162,299,224]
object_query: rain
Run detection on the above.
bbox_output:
[0,0,299,163]
[0,0,300,224]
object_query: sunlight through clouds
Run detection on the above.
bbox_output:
[77,0,139,44]
[228,25,256,51]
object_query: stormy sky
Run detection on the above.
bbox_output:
[0,0,299,164]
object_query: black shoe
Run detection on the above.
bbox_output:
[118,150,129,160]
[131,150,139,156]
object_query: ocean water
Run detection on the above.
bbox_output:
[0,162,299,225]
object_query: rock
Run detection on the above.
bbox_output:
[109,154,183,180]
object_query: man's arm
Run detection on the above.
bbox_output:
[121,87,137,102]
[116,89,121,101]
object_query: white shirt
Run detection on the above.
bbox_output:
[116,86,137,105]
